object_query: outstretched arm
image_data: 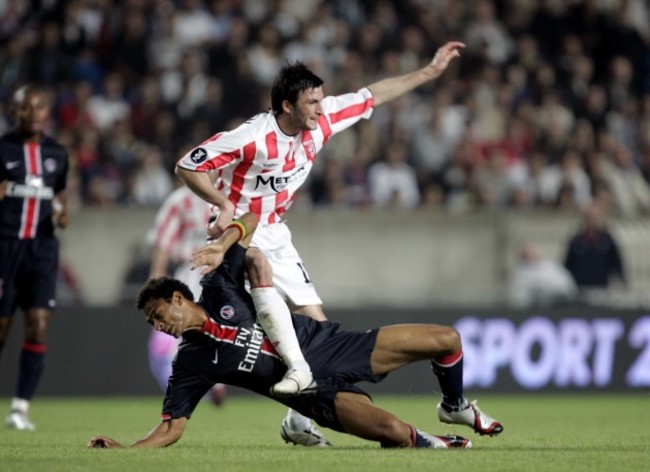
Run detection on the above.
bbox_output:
[87,417,188,449]
[368,41,465,107]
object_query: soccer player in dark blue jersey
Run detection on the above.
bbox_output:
[88,212,502,449]
[0,85,69,431]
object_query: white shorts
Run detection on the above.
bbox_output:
[250,222,323,308]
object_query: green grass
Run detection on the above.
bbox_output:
[0,394,648,472]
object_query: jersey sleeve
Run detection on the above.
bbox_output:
[320,87,374,137]
[176,124,254,173]
[161,364,213,420]
[0,159,7,181]
[54,149,69,194]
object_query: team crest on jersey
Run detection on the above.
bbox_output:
[44,158,57,173]
[220,305,235,320]
[302,138,316,159]
[190,147,208,164]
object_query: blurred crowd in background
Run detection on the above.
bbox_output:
[1,0,650,217]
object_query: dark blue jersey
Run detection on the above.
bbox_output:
[162,244,384,422]
[0,131,68,239]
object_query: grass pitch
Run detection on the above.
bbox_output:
[0,394,648,472]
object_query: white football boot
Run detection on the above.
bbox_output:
[5,410,36,431]
[437,399,503,436]
[280,418,332,447]
[415,429,472,449]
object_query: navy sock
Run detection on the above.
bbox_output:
[15,343,46,401]
[431,350,464,410]
[410,426,430,448]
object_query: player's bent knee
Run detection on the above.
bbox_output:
[24,310,51,342]
[438,326,462,353]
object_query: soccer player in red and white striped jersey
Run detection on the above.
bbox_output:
[176,41,466,445]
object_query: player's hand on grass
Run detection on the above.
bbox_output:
[87,435,123,449]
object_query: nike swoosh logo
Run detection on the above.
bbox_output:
[212,349,219,364]
[5,161,20,169]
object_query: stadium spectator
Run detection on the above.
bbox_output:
[56,80,95,132]
[129,76,166,143]
[309,157,349,208]
[411,102,456,177]
[171,0,215,50]
[0,85,69,431]
[247,23,284,86]
[29,21,71,86]
[508,242,577,308]
[86,72,130,132]
[148,6,185,76]
[463,0,514,66]
[87,211,503,449]
[602,142,650,216]
[554,149,592,210]
[110,8,151,88]
[169,49,210,121]
[473,147,519,209]
[564,201,626,289]
[131,145,174,207]
[368,140,420,209]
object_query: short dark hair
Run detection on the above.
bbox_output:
[135,276,194,310]
[271,62,324,115]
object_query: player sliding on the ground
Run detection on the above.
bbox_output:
[87,212,503,449]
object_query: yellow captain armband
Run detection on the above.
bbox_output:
[225,219,249,241]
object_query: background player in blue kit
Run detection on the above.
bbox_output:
[87,212,502,449]
[0,85,69,431]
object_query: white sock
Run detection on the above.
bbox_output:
[11,398,29,413]
[250,287,310,372]
[286,408,312,431]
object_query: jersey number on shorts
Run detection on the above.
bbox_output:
[296,262,312,284]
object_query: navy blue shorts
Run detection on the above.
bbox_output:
[0,238,59,317]
[284,327,386,432]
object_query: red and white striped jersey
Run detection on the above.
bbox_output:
[150,186,213,263]
[177,88,374,225]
